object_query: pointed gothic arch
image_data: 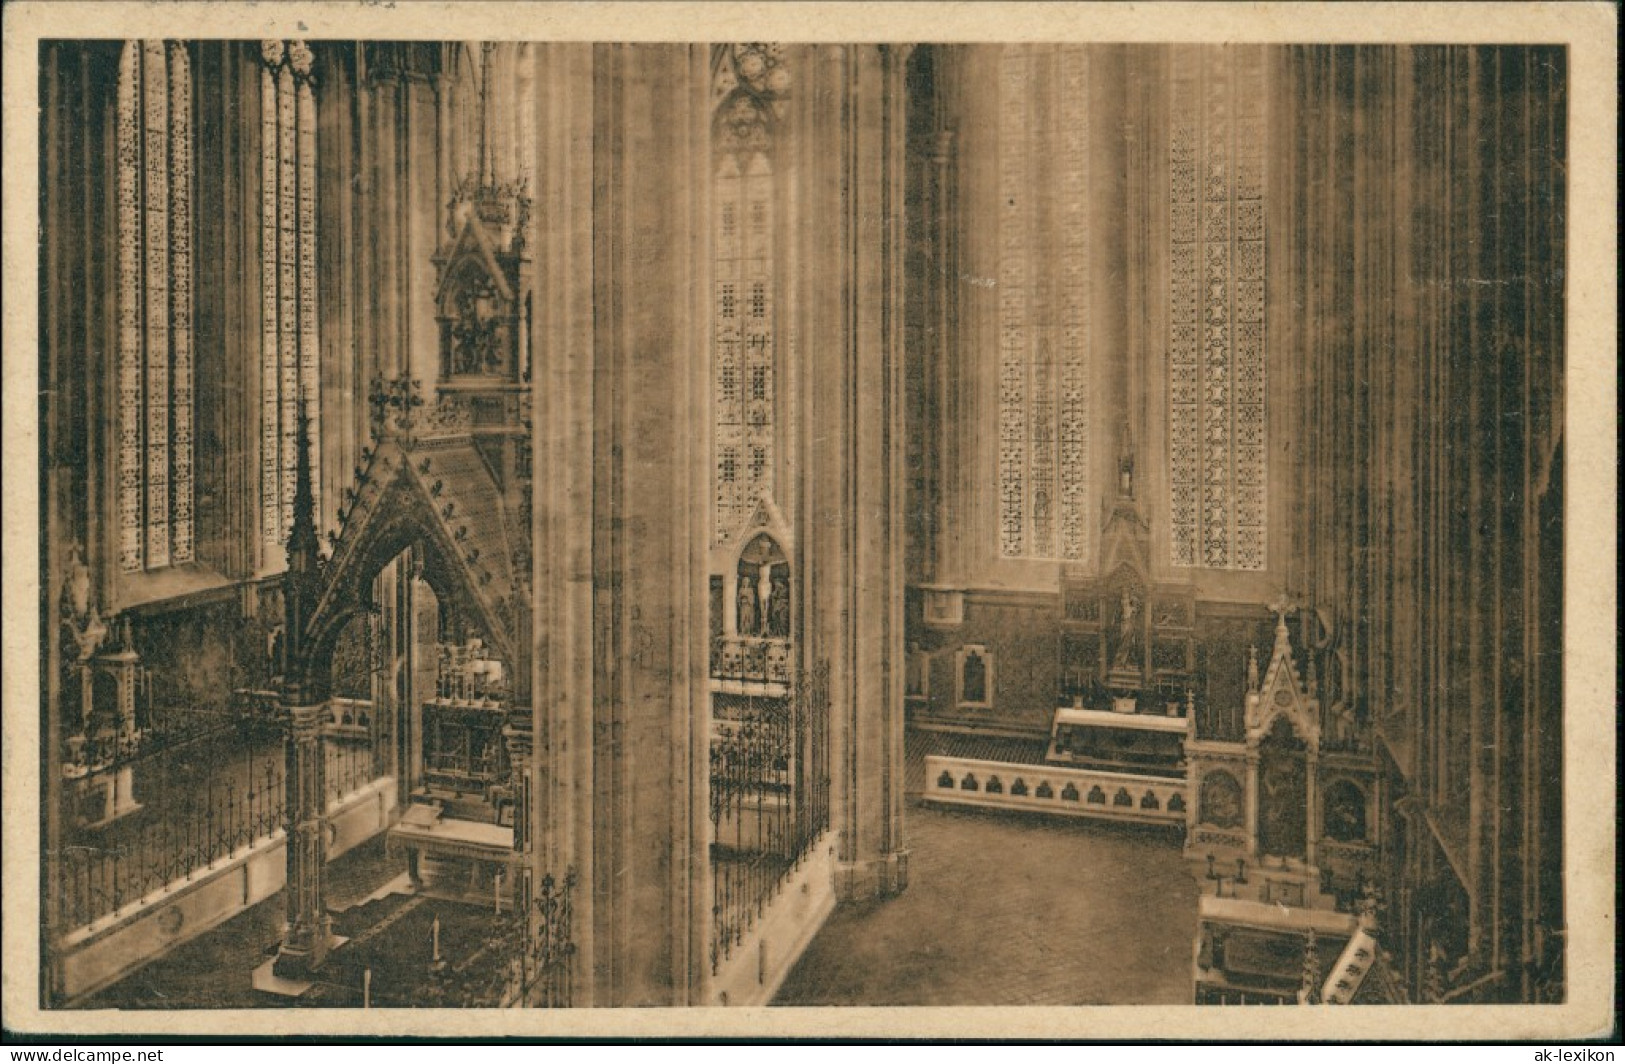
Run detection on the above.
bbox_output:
[297,434,521,698]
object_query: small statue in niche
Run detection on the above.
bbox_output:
[961,649,987,705]
[1111,587,1143,671]
[1199,771,1244,829]
[268,624,286,679]
[1323,780,1368,843]
[904,641,926,698]
[764,571,790,638]
[450,278,505,375]
[736,576,759,637]
[1259,735,1309,860]
[1325,699,1361,749]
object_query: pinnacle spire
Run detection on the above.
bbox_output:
[282,395,319,686]
[288,396,319,565]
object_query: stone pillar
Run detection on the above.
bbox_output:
[272,375,331,980]
[799,45,912,901]
[525,40,598,1005]
[577,42,713,1006]
[273,698,333,978]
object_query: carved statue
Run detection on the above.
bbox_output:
[961,650,987,704]
[61,542,107,662]
[450,280,505,375]
[1258,739,1308,859]
[1325,699,1360,749]
[1111,587,1142,671]
[904,641,926,697]
[765,574,790,638]
[268,624,286,678]
[736,577,758,637]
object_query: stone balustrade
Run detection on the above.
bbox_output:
[923,754,1188,826]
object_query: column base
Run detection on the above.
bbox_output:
[833,848,909,902]
[254,932,348,998]
[267,922,342,983]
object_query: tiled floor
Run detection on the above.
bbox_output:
[79,730,1201,1009]
[773,803,1200,1006]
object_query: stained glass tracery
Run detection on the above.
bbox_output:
[712,45,787,545]
[1168,45,1268,571]
[116,41,193,572]
[996,45,1092,562]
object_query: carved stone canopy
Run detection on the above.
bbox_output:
[300,424,526,696]
[1245,610,1320,750]
[434,207,524,384]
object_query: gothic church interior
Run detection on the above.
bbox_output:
[37,40,1565,1009]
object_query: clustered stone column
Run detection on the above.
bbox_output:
[273,699,332,978]
[272,402,334,980]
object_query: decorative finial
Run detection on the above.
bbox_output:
[1299,929,1321,1004]
[1267,594,1293,633]
[1357,879,1382,929]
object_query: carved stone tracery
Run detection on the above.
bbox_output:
[259,39,321,561]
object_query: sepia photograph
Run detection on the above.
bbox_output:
[3,0,1616,1042]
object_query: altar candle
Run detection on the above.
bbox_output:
[495,871,503,915]
[432,914,441,962]
[363,968,372,1008]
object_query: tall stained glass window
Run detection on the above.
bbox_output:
[116,41,194,571]
[711,45,788,545]
[995,45,1093,562]
[1167,45,1268,571]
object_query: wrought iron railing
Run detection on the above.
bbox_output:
[61,701,248,780]
[710,635,793,685]
[325,739,376,806]
[59,741,383,935]
[59,757,286,933]
[414,867,577,1008]
[708,661,829,973]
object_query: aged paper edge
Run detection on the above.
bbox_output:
[3,0,1616,1042]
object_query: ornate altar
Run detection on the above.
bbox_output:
[1182,604,1382,1004]
[421,640,511,800]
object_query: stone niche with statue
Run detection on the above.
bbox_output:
[434,175,529,388]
